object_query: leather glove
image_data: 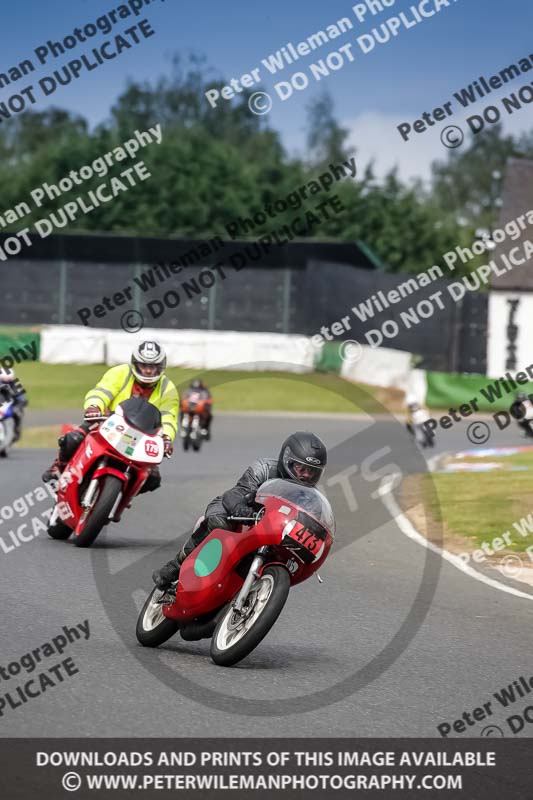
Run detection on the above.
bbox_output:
[162,435,173,457]
[232,502,257,519]
[84,406,102,421]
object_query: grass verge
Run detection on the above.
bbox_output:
[15,363,405,413]
[401,450,533,559]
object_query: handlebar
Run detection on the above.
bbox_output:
[228,508,264,524]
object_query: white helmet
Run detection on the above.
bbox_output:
[0,368,15,383]
[130,340,166,385]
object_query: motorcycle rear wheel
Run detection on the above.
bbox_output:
[74,474,122,548]
[136,586,179,647]
[210,566,290,667]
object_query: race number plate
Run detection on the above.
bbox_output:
[283,517,326,564]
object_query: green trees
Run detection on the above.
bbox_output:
[0,56,527,278]
[431,123,533,234]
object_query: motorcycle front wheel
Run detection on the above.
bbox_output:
[47,518,73,540]
[74,474,122,548]
[210,565,290,667]
[136,586,179,647]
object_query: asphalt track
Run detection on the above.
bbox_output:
[1,410,532,738]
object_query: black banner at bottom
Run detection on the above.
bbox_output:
[0,738,530,800]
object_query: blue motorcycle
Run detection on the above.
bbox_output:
[0,399,16,457]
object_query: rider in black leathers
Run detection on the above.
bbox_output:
[152,431,328,589]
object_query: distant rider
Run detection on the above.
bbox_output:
[511,391,533,436]
[0,368,28,442]
[405,396,425,434]
[180,378,213,439]
[152,431,328,589]
[42,340,179,491]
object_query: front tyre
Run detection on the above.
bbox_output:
[136,586,179,647]
[74,475,123,548]
[210,565,290,667]
[47,519,72,540]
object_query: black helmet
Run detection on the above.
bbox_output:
[278,431,327,487]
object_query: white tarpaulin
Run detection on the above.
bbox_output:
[41,326,315,372]
[40,325,106,364]
[340,344,412,391]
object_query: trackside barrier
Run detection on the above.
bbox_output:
[40,326,316,373]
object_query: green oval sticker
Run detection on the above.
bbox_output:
[194,538,223,577]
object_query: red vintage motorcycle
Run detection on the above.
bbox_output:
[136,478,335,666]
[47,398,166,548]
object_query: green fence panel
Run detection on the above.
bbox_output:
[0,332,41,367]
[426,370,533,412]
[315,342,343,374]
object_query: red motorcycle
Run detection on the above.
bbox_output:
[136,478,335,666]
[47,398,166,548]
[179,393,212,452]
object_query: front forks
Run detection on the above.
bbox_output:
[232,546,269,614]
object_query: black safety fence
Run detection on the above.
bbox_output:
[0,232,487,373]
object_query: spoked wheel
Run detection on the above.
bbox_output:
[136,586,179,647]
[210,565,290,667]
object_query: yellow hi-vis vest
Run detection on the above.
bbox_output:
[84,364,179,440]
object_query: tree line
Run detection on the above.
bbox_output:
[1,54,531,277]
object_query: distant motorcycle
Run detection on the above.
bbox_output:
[0,399,16,458]
[47,397,166,547]
[408,407,434,449]
[180,393,212,452]
[136,478,335,666]
[517,399,533,437]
